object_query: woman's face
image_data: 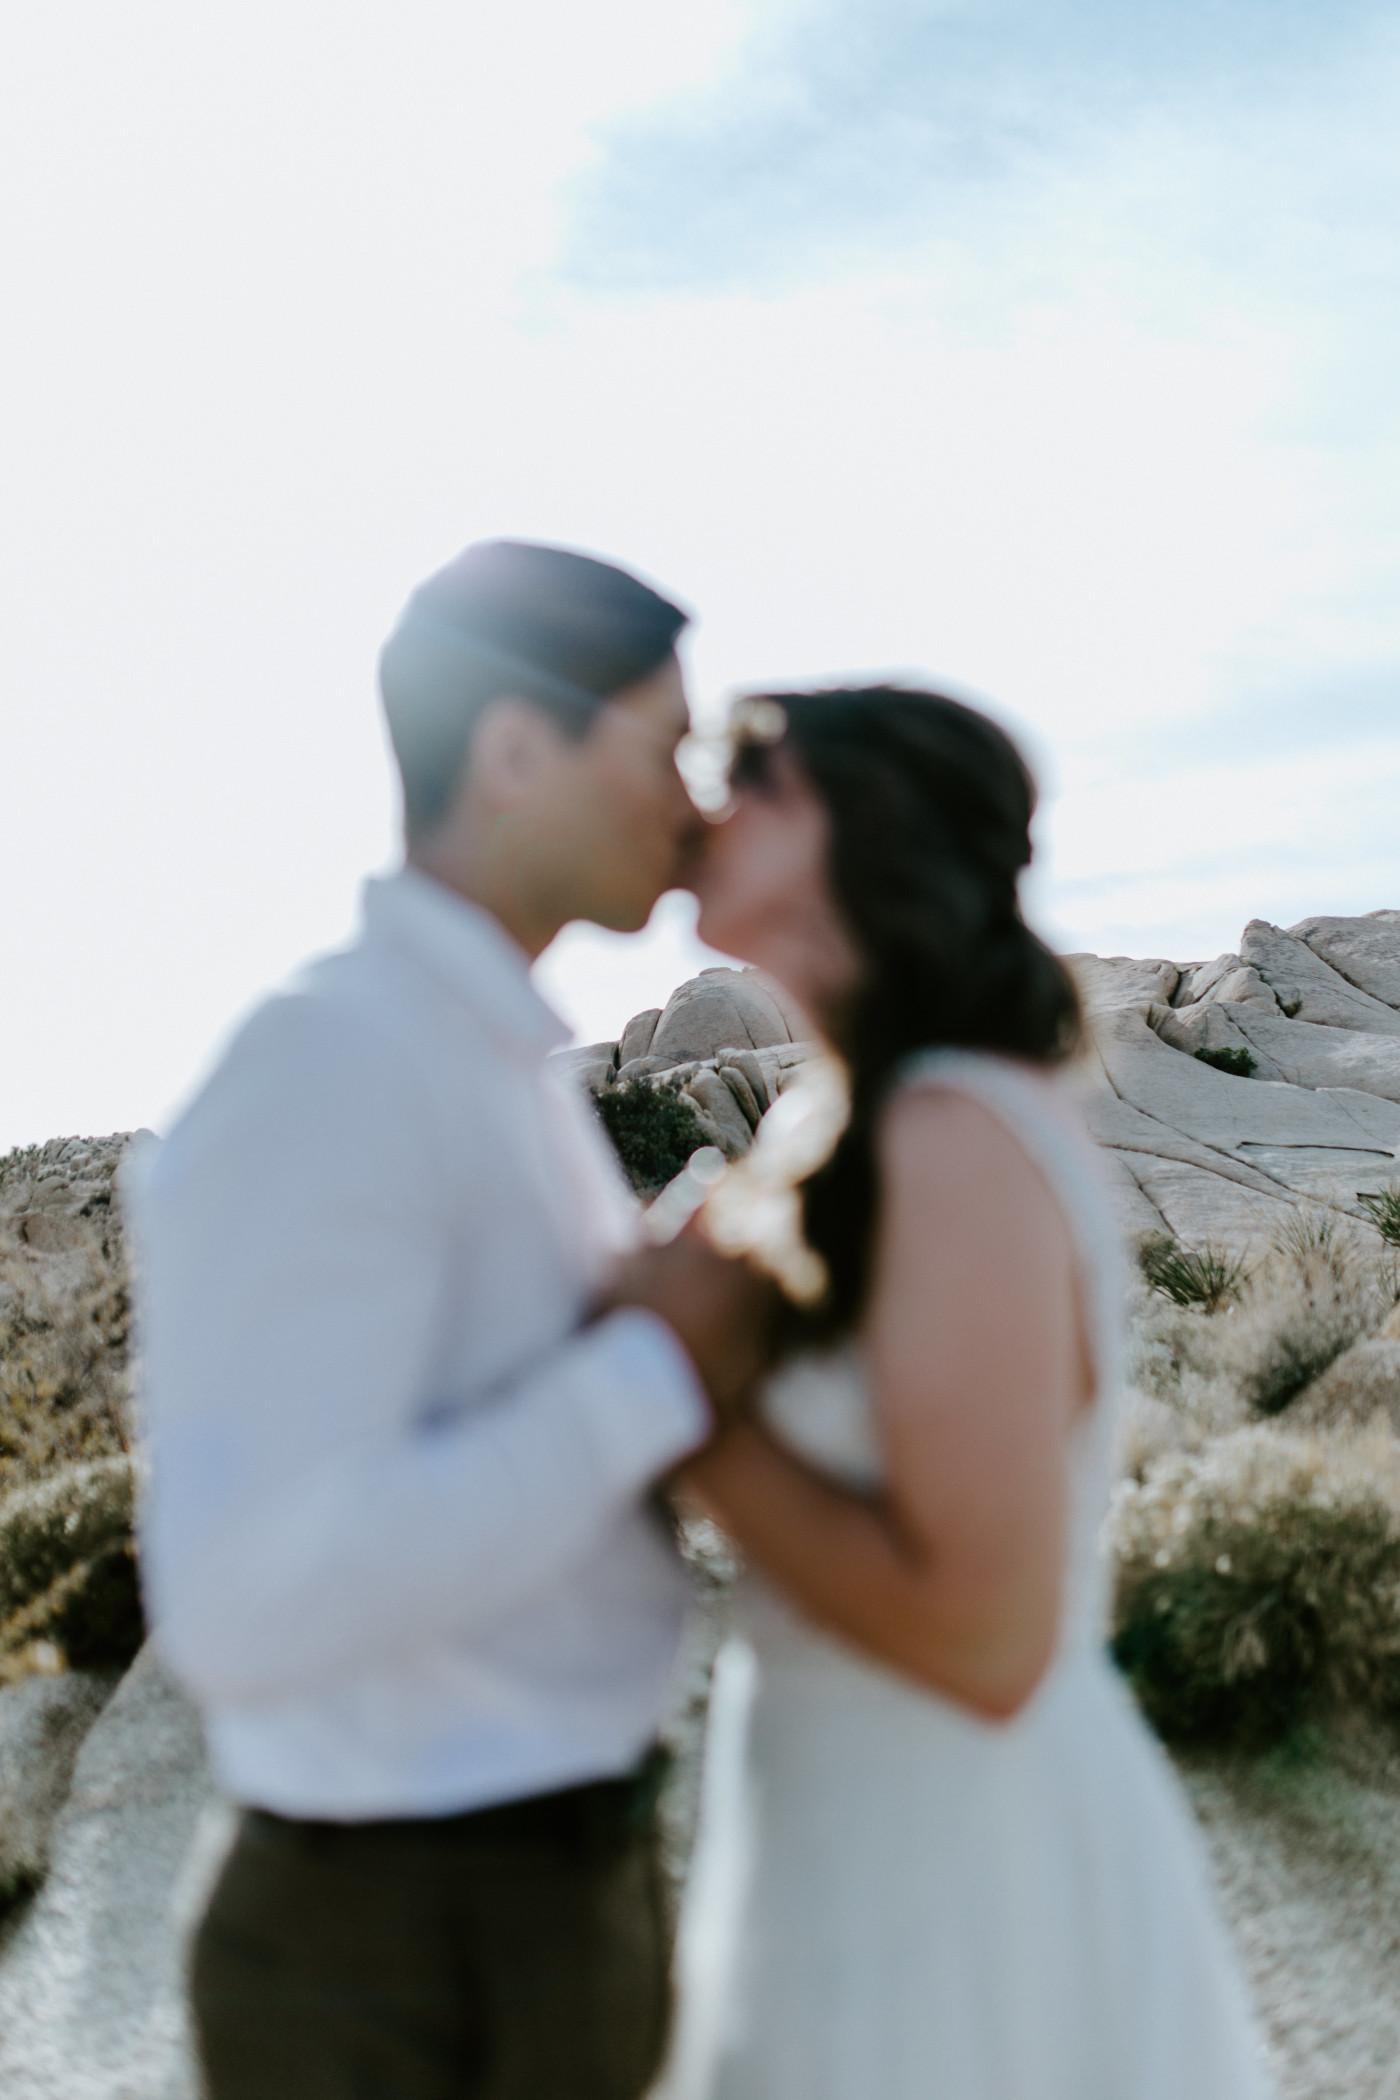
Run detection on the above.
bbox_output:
[691,743,865,1035]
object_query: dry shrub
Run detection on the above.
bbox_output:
[1110,1426,1400,1749]
[1123,1274,1249,1454]
[1114,1223,1400,1750]
[1129,1216,1395,1433]
[1284,1333,1400,1440]
[1221,1218,1393,1418]
[0,1255,131,1496]
[0,1136,133,1495]
[0,1137,141,1679]
[0,1456,142,1681]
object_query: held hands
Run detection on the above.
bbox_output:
[604,1229,781,1428]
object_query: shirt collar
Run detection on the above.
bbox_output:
[360,868,571,1057]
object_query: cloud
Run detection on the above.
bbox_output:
[1034,690,1400,961]
[557,0,1395,298]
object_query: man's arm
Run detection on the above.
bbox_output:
[133,995,710,1710]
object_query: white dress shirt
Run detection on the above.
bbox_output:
[132,868,710,1820]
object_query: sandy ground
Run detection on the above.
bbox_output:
[1183,1727,1400,2099]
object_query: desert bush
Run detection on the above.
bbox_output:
[0,1137,133,1498]
[593,1076,711,1196]
[1194,1045,1258,1079]
[1109,1427,1400,1749]
[0,1456,143,1680]
[0,1143,140,1683]
[1357,1182,1400,1248]
[1120,1277,1248,1487]
[0,1261,131,1495]
[1224,1222,1389,1418]
[1139,1233,1248,1312]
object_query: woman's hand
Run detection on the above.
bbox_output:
[604,1230,781,1426]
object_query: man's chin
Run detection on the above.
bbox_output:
[587,895,661,937]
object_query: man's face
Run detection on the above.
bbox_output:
[532,655,698,933]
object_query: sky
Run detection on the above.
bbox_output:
[2,1,1399,1149]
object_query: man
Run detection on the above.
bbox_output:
[135,540,769,2099]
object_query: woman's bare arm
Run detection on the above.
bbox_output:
[679,1086,1090,1721]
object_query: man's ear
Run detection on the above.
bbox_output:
[468,695,567,813]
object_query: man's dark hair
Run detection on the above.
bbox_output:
[379,540,690,839]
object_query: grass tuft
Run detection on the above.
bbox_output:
[1357,1182,1400,1248]
[1139,1233,1249,1312]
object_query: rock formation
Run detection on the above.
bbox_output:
[561,965,820,1166]
[0,1647,228,2098]
[576,916,1400,1257]
[1068,913,1400,1253]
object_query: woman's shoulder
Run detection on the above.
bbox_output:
[880,1047,1125,1326]
[876,1074,1063,1237]
[888,1050,1093,1174]
[881,1052,1063,1166]
[881,1052,1113,1238]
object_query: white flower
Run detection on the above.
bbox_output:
[701,1056,849,1305]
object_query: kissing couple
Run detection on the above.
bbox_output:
[134,541,1273,2099]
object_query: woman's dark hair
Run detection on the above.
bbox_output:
[380,540,689,838]
[730,685,1082,1335]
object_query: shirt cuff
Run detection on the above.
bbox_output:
[577,1308,713,1488]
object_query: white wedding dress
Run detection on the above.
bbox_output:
[657,1051,1274,2100]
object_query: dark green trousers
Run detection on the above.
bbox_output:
[192,1772,673,2100]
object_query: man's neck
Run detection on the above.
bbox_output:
[405,843,560,962]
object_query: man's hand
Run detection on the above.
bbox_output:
[605,1231,780,1426]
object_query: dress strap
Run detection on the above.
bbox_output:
[894,1049,1124,1404]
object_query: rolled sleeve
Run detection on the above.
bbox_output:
[576,1308,713,1483]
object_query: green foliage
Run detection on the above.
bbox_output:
[1357,1182,1400,1248]
[1113,1567,1323,1748]
[593,1077,710,1196]
[0,1866,39,1922]
[1110,1429,1400,1750]
[1194,1044,1258,1078]
[1139,1233,1248,1312]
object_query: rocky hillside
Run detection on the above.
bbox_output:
[1070,912,1400,1252]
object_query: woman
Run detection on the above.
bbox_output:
[651,688,1272,2100]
